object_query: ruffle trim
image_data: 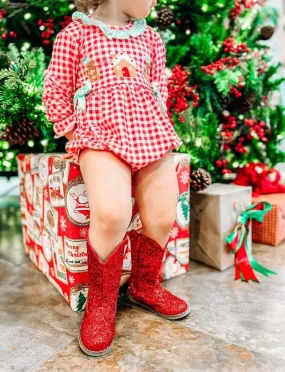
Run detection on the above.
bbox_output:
[72,11,147,39]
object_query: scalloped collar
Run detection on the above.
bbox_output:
[72,11,147,39]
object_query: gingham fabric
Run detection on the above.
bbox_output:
[252,194,285,246]
[42,15,182,175]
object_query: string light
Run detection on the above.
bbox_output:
[2,142,9,150]
[24,13,32,20]
[6,152,14,160]
[195,138,202,147]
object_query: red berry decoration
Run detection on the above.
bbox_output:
[60,16,72,29]
[201,57,240,75]
[223,36,249,54]
[9,31,17,39]
[39,18,55,45]
[230,0,256,19]
[167,65,200,124]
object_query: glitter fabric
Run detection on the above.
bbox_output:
[127,229,190,319]
[79,234,128,356]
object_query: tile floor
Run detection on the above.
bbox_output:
[1,226,285,371]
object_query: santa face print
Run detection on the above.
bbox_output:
[66,177,90,226]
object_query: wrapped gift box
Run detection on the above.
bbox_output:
[190,183,252,271]
[17,152,190,312]
[252,193,285,246]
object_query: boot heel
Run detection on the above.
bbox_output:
[78,334,114,357]
[127,292,191,320]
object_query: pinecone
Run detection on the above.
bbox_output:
[264,125,272,138]
[235,92,256,114]
[219,94,231,109]
[0,117,39,145]
[190,168,212,191]
[156,7,175,31]
[260,26,275,40]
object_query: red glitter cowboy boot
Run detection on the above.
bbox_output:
[78,234,128,357]
[127,229,190,320]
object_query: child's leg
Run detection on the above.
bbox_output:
[78,149,132,357]
[127,151,190,320]
[132,150,178,246]
[79,149,132,261]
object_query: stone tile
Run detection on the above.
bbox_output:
[161,242,285,360]
[0,210,27,266]
[0,259,81,372]
[35,306,285,372]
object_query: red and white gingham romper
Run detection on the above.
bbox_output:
[43,11,183,176]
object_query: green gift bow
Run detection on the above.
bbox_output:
[226,201,277,282]
[73,80,92,112]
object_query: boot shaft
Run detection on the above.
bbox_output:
[87,235,128,303]
[128,230,165,290]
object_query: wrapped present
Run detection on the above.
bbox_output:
[17,152,190,312]
[251,193,285,246]
[190,183,252,271]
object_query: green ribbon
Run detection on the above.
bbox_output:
[73,80,92,112]
[226,201,277,282]
[151,81,167,115]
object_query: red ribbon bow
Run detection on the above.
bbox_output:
[234,162,285,197]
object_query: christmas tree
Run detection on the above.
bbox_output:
[0,1,74,174]
[0,0,284,180]
[150,0,285,180]
[76,291,86,312]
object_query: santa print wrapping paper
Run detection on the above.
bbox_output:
[252,193,285,246]
[17,152,190,312]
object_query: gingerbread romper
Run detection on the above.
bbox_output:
[43,11,183,176]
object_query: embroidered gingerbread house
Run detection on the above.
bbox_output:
[110,51,137,78]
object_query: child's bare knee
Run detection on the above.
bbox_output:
[90,200,132,233]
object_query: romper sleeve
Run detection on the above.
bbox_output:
[149,31,168,111]
[42,29,80,138]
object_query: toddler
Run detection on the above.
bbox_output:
[43,0,190,357]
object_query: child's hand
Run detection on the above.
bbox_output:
[61,128,76,161]
[60,153,73,160]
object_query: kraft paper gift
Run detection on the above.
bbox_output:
[190,183,252,271]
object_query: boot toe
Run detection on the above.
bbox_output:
[171,296,189,315]
[156,289,189,316]
[79,319,114,355]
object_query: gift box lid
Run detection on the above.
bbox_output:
[192,183,252,196]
